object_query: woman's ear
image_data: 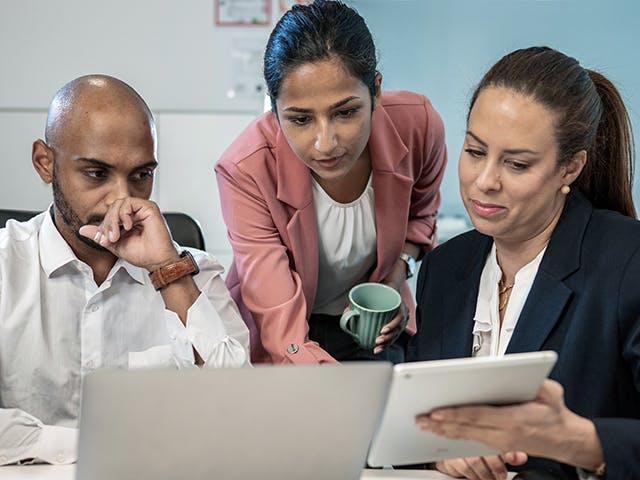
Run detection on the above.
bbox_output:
[562,150,587,186]
[32,139,55,184]
[372,73,382,110]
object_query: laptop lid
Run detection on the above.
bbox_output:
[367,351,557,467]
[76,363,392,480]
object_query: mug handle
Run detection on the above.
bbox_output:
[340,310,361,343]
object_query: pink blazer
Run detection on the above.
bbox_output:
[216,91,447,363]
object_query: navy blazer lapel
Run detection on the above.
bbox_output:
[507,193,592,353]
[441,233,493,358]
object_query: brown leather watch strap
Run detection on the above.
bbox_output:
[149,250,199,290]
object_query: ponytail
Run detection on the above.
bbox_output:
[577,70,636,218]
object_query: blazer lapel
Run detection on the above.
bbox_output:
[367,105,412,280]
[275,129,319,310]
[441,234,493,358]
[507,193,592,353]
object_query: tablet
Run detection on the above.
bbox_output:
[367,351,557,467]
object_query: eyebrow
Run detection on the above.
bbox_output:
[75,158,158,171]
[282,96,361,113]
[465,131,538,155]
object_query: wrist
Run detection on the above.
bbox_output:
[149,250,199,290]
[145,250,181,273]
[557,412,604,471]
[399,252,417,279]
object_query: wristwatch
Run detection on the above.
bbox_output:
[149,250,199,290]
[399,252,417,279]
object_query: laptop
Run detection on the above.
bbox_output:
[76,363,392,480]
[367,351,557,467]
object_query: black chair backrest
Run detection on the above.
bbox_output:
[0,209,39,227]
[162,212,206,251]
[0,208,206,251]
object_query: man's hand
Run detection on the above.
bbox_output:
[79,197,178,272]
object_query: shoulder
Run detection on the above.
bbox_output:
[216,111,279,172]
[377,90,445,148]
[0,214,45,283]
[421,229,489,283]
[581,205,640,257]
[379,90,443,128]
[0,213,44,254]
[428,229,487,264]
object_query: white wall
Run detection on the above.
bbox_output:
[0,0,281,270]
[2,0,640,268]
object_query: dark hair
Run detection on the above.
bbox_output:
[469,46,636,218]
[263,0,378,112]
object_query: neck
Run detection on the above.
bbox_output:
[314,148,371,203]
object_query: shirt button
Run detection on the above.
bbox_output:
[86,360,95,369]
[56,453,66,463]
[88,304,99,313]
[287,343,299,354]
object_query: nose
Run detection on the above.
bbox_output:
[314,120,337,155]
[475,160,501,193]
[105,176,133,206]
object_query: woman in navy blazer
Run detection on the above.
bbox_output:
[410,47,639,479]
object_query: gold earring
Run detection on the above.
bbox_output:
[560,185,571,195]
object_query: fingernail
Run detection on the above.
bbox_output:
[94,231,101,241]
[99,234,108,246]
[430,411,444,421]
[108,230,117,242]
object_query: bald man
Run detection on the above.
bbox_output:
[0,75,250,465]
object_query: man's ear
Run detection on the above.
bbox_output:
[32,139,54,184]
[372,72,382,110]
[562,150,587,186]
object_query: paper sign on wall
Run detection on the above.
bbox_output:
[215,0,271,26]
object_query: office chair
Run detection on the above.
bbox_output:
[0,208,206,251]
[162,212,206,250]
[0,208,39,227]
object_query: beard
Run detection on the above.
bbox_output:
[51,168,108,252]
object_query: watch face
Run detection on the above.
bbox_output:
[401,253,416,279]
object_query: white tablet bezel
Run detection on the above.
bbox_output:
[367,351,558,467]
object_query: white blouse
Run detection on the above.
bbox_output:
[311,175,377,315]
[472,242,546,357]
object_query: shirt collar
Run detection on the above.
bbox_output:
[39,206,146,285]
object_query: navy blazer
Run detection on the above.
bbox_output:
[409,193,640,478]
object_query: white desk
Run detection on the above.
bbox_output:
[0,466,516,479]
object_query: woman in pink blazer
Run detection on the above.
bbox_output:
[215,0,446,364]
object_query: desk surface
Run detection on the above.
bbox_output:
[0,465,517,480]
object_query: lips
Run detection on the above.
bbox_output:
[470,199,507,217]
[314,155,343,169]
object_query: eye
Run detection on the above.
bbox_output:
[131,169,155,182]
[84,169,107,180]
[464,148,485,158]
[336,107,359,118]
[287,116,310,126]
[505,159,529,171]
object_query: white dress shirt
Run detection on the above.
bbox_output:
[0,211,250,466]
[472,243,545,357]
[312,175,377,315]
